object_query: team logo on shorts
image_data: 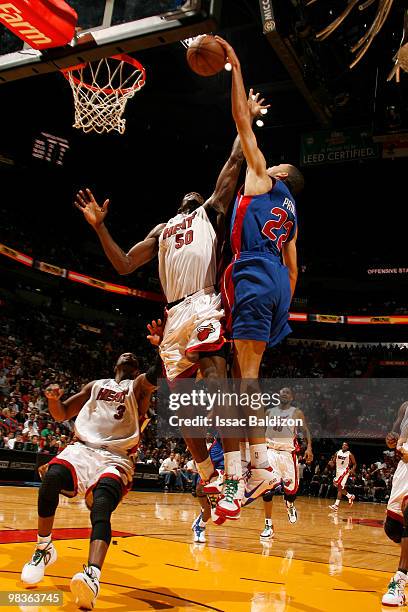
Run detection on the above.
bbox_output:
[197,323,215,342]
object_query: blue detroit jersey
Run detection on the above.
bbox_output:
[230,180,297,257]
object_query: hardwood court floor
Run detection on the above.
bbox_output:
[0,487,398,611]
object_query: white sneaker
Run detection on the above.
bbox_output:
[202,469,224,495]
[382,574,407,606]
[241,466,281,507]
[70,565,100,610]
[348,494,355,506]
[286,502,297,524]
[329,504,338,512]
[21,542,57,584]
[192,513,207,543]
[260,524,274,539]
[216,477,245,519]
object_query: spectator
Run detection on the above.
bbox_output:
[40,421,54,439]
[159,451,179,491]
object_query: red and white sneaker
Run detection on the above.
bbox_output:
[348,494,355,506]
[329,503,338,512]
[202,469,224,495]
[216,477,245,519]
[207,494,226,525]
[382,573,407,607]
[241,466,281,508]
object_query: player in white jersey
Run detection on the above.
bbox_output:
[328,442,357,512]
[260,387,313,539]
[21,352,159,610]
[382,401,408,607]
[75,94,269,495]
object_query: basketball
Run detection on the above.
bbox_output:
[187,35,226,76]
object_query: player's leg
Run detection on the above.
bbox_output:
[260,490,274,538]
[200,351,245,517]
[192,480,212,543]
[343,484,355,506]
[234,339,281,506]
[283,452,299,524]
[21,463,74,584]
[70,476,122,610]
[329,484,343,511]
[382,463,408,606]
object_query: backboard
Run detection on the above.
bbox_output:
[0,0,221,84]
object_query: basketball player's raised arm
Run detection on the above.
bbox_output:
[75,188,165,275]
[44,381,94,421]
[215,37,271,196]
[205,92,270,214]
[282,229,298,299]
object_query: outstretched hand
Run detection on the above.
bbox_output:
[247,89,270,119]
[45,384,64,401]
[147,319,164,346]
[75,188,110,228]
[214,36,240,69]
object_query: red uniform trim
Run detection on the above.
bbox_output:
[48,457,78,494]
[185,337,227,355]
[231,192,253,257]
[283,451,299,495]
[387,509,404,524]
[221,262,234,335]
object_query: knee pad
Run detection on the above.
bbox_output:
[284,493,297,504]
[90,478,122,545]
[384,516,403,544]
[263,490,273,502]
[38,463,74,518]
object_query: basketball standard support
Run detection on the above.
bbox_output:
[0,0,221,84]
[258,0,331,127]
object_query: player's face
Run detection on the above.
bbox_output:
[342,443,349,451]
[279,388,293,404]
[178,192,204,214]
[115,353,139,376]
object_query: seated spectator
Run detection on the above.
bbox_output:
[24,435,39,452]
[22,420,38,439]
[159,451,179,491]
[10,433,24,450]
[40,421,54,440]
[185,457,199,492]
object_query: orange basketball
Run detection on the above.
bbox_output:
[187,35,226,77]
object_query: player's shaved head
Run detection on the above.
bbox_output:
[342,441,349,450]
[178,191,205,214]
[267,163,305,196]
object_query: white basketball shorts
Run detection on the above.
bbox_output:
[160,287,226,381]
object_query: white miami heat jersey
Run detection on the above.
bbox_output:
[158,206,217,303]
[265,405,298,452]
[335,450,350,475]
[74,378,140,457]
[400,404,408,437]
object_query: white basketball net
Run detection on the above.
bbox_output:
[62,54,146,135]
[180,34,205,48]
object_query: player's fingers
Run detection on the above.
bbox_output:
[157,319,162,326]
[85,188,96,204]
[258,97,265,105]
[74,201,85,212]
[102,199,110,211]
[248,88,253,99]
[76,192,86,206]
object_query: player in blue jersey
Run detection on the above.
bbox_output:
[214,37,304,518]
[192,434,226,543]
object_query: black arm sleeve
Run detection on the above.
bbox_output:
[145,352,163,387]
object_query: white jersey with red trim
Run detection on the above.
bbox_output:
[265,405,297,452]
[74,378,140,457]
[158,206,217,303]
[335,450,350,476]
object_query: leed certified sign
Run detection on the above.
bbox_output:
[301,127,381,166]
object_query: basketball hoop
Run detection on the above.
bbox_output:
[62,54,146,134]
[180,35,203,49]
